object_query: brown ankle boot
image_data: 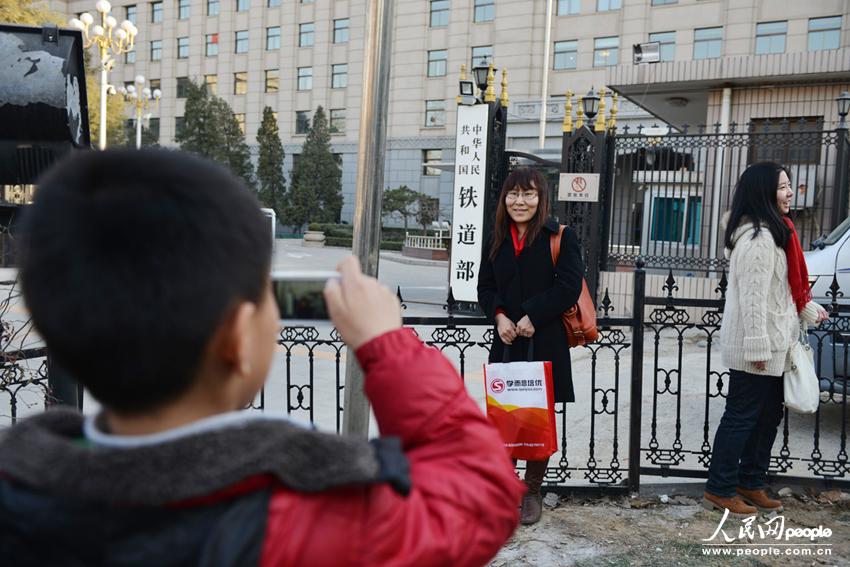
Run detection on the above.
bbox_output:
[702,492,758,518]
[736,488,783,513]
[520,491,542,525]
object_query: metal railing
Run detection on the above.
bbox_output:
[403,233,447,250]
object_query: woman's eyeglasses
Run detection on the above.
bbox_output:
[506,191,539,203]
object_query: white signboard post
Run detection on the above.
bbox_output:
[449,104,490,302]
[558,172,600,202]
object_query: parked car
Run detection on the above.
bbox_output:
[804,217,850,397]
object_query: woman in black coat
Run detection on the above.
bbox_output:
[477,167,584,525]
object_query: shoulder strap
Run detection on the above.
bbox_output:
[549,225,565,267]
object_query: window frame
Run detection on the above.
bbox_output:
[333,19,349,43]
[233,71,248,95]
[693,26,723,60]
[178,0,190,19]
[473,0,494,23]
[177,37,189,59]
[557,0,579,16]
[553,40,577,70]
[427,49,448,77]
[425,99,446,128]
[329,109,346,134]
[430,0,449,27]
[151,1,163,23]
[150,39,162,61]
[593,36,619,67]
[266,26,281,51]
[299,23,315,47]
[755,21,787,55]
[297,66,313,91]
[206,33,219,56]
[264,69,279,93]
[808,16,842,52]
[331,64,348,89]
[295,111,311,135]
[648,31,675,62]
[422,149,443,176]
[235,30,249,54]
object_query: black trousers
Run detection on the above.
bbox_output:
[705,368,784,497]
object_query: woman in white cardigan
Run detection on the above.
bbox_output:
[703,162,828,517]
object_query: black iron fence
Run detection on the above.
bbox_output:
[607,121,850,274]
[4,268,850,493]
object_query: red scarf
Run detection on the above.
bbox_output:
[783,216,811,314]
[509,223,527,257]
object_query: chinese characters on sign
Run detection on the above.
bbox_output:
[449,104,490,302]
[558,173,600,202]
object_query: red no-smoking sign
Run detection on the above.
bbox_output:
[558,173,600,202]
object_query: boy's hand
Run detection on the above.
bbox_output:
[324,256,402,350]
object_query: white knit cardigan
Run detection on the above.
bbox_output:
[720,221,820,377]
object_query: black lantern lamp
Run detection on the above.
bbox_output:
[582,88,600,121]
[837,91,850,128]
[472,62,492,93]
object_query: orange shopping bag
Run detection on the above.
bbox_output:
[483,354,557,461]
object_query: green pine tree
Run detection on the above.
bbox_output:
[255,107,286,218]
[176,80,254,188]
[382,185,419,231]
[288,106,342,227]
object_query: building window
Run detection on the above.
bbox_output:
[176,76,191,98]
[299,23,315,47]
[207,0,219,16]
[474,0,494,22]
[235,113,246,134]
[296,111,310,134]
[693,27,722,59]
[649,196,702,246]
[597,0,620,11]
[425,100,446,127]
[557,0,579,15]
[333,19,349,43]
[204,74,217,95]
[237,0,249,11]
[177,37,189,59]
[175,116,186,138]
[649,31,675,61]
[808,16,841,52]
[268,0,280,5]
[125,50,136,63]
[206,33,219,56]
[422,149,442,176]
[125,4,137,24]
[650,0,676,5]
[471,45,493,68]
[427,50,448,77]
[234,71,248,95]
[178,0,190,19]
[266,26,280,50]
[235,30,248,54]
[331,64,348,88]
[264,69,279,93]
[430,0,449,27]
[150,40,162,61]
[593,36,618,67]
[151,1,163,22]
[553,40,577,69]
[148,117,160,139]
[330,109,345,133]
[297,67,313,90]
[755,21,787,54]
[149,79,161,91]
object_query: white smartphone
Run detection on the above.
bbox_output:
[271,270,340,320]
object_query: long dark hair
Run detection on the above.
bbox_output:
[489,168,551,260]
[723,161,791,250]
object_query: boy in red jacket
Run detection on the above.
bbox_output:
[0,149,524,566]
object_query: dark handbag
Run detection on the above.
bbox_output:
[549,226,598,348]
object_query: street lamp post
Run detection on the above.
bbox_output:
[117,75,161,149]
[69,1,137,150]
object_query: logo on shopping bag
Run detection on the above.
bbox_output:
[490,379,505,393]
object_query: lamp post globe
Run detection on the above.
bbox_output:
[582,88,600,122]
[837,91,850,128]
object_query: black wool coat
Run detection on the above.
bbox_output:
[477,219,584,403]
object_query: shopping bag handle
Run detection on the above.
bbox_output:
[502,339,535,363]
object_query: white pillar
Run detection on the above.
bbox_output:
[708,87,732,259]
[99,66,108,150]
[537,0,554,150]
[135,111,142,149]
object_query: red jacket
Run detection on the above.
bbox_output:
[261,328,525,566]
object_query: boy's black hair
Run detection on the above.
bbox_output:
[18,149,272,414]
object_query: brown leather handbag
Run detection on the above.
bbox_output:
[550,226,598,347]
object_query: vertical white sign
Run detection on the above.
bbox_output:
[449,104,490,302]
